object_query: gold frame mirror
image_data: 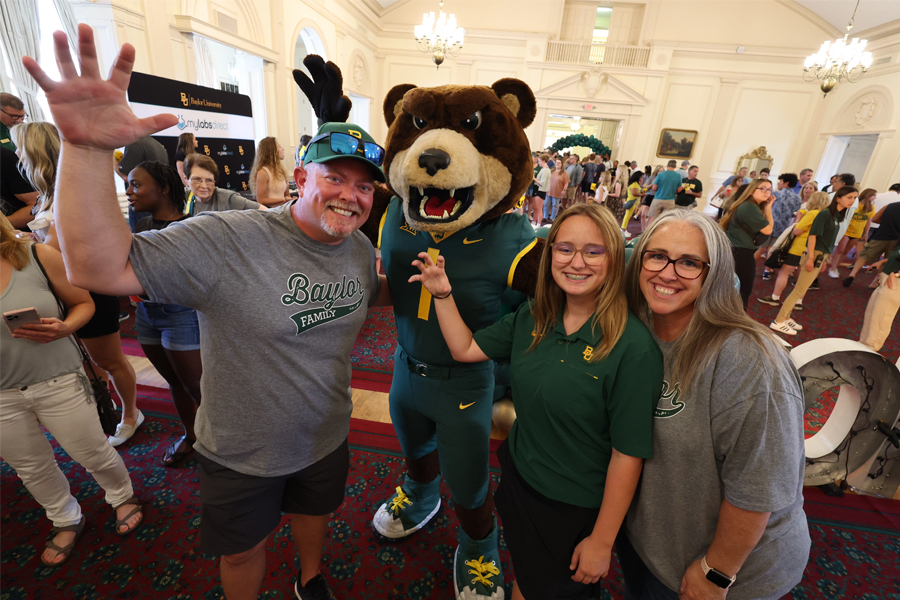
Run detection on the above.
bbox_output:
[735,146,773,175]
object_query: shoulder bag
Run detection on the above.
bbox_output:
[30,245,120,435]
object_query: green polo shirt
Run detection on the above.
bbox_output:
[474,302,663,508]
[726,202,769,249]
[809,209,840,254]
[884,245,900,276]
[0,122,14,152]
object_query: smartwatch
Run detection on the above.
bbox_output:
[700,555,736,589]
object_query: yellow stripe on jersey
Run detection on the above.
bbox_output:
[507,238,538,288]
[417,247,441,320]
[377,209,389,250]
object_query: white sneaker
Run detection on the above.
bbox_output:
[784,318,803,331]
[623,230,632,238]
[108,410,145,447]
[770,321,798,336]
[828,269,840,279]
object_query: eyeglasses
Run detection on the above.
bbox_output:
[1,108,27,122]
[641,250,709,280]
[755,186,773,193]
[304,132,385,167]
[551,243,607,265]
[190,177,215,187]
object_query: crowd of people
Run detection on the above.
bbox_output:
[1,23,898,600]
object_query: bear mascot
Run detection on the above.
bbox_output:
[295,57,543,600]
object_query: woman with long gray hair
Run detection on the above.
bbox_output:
[618,209,810,600]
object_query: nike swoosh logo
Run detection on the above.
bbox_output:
[462,238,482,245]
[459,402,477,410]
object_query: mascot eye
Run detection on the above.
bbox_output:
[412,116,428,130]
[461,111,482,131]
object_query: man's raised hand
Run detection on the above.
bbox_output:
[22,23,177,149]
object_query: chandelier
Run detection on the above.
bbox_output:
[415,1,465,69]
[803,0,873,96]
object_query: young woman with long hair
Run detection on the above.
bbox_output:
[126,161,203,466]
[411,203,662,600]
[174,132,197,187]
[594,171,611,205]
[531,153,551,226]
[546,159,569,222]
[12,122,142,446]
[720,178,775,309]
[638,165,664,231]
[605,167,625,223]
[758,191,832,313]
[249,136,291,207]
[828,187,877,278]
[620,208,808,600]
[0,215,143,565]
[769,187,858,335]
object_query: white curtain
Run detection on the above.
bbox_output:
[51,0,79,59]
[193,36,217,88]
[0,0,45,121]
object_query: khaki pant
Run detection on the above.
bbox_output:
[647,198,675,220]
[859,273,900,352]
[566,187,577,200]
[776,250,825,323]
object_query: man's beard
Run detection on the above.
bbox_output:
[320,214,353,239]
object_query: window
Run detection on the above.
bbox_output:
[593,7,613,44]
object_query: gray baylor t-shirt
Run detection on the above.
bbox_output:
[130,203,380,477]
[626,331,810,600]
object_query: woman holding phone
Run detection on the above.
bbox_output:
[410,204,663,599]
[0,215,143,566]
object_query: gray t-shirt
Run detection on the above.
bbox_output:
[626,330,810,600]
[118,137,169,177]
[191,187,261,215]
[129,203,380,476]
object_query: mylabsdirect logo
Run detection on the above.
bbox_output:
[654,380,684,418]
[281,273,366,334]
[217,143,233,157]
[177,114,229,132]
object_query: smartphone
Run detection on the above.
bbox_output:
[3,307,42,335]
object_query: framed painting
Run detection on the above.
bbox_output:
[656,129,697,159]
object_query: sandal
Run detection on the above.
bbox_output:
[161,436,195,467]
[41,516,86,567]
[113,497,143,537]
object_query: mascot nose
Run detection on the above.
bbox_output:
[418,148,451,176]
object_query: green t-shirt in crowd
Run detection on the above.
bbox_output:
[473,303,663,508]
[0,122,14,152]
[809,209,840,254]
[726,202,769,249]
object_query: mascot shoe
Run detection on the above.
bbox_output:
[453,517,504,600]
[373,474,441,539]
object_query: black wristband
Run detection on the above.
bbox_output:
[432,290,452,300]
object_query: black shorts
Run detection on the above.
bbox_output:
[782,252,802,267]
[197,438,349,556]
[580,179,593,193]
[641,194,654,207]
[76,292,121,339]
[534,190,547,200]
[495,441,602,600]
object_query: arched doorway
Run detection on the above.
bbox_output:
[294,27,327,162]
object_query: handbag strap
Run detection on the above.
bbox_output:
[29,244,98,377]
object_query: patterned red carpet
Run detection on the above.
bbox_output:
[2,413,899,599]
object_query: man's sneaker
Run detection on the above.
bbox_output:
[808,278,820,290]
[761,270,772,281]
[454,519,504,600]
[828,269,840,279]
[794,301,803,311]
[843,276,855,288]
[770,321,798,336]
[757,296,780,307]
[373,474,441,539]
[294,573,335,600]
[118,311,129,322]
[784,318,803,331]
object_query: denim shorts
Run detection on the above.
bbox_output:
[135,302,201,351]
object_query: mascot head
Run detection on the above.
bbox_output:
[382,80,536,233]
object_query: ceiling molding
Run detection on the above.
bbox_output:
[777,0,843,38]
[173,15,280,62]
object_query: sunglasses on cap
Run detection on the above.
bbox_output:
[304,131,385,167]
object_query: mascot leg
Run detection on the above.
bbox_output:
[454,488,504,600]
[373,350,445,539]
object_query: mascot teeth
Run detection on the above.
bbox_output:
[410,186,475,222]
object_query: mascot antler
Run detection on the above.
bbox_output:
[292,55,352,126]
